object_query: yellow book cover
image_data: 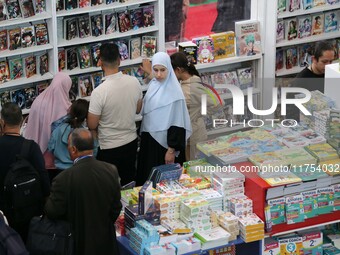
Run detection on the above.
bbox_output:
[210,31,235,60]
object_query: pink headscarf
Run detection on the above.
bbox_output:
[25,72,72,153]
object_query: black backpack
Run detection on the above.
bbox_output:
[4,140,43,225]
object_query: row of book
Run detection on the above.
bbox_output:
[0,51,48,83]
[277,0,340,14]
[0,0,46,21]
[0,80,49,109]
[277,10,340,42]
[68,72,103,100]
[60,4,154,40]
[0,22,48,51]
[57,0,128,11]
[58,35,156,71]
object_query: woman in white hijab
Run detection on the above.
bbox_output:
[136,52,192,185]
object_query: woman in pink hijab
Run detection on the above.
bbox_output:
[25,72,72,154]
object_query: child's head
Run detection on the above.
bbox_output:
[68,99,89,128]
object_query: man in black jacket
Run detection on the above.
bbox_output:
[45,128,122,255]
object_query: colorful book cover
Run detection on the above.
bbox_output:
[131,66,146,85]
[24,55,36,78]
[117,9,131,33]
[289,0,301,12]
[313,0,326,6]
[237,67,252,90]
[79,0,90,8]
[210,31,235,59]
[6,0,22,19]
[78,74,93,97]
[35,0,46,13]
[10,88,26,109]
[298,15,312,38]
[141,35,157,58]
[0,59,9,83]
[276,19,285,43]
[65,0,77,10]
[36,82,49,96]
[65,18,78,40]
[324,11,338,33]
[8,27,21,50]
[78,15,91,38]
[91,71,103,88]
[285,194,305,224]
[8,57,23,80]
[297,44,312,67]
[311,13,324,35]
[90,43,101,67]
[178,41,197,64]
[24,86,36,109]
[317,187,334,214]
[143,5,155,27]
[301,190,318,218]
[224,71,240,87]
[19,0,35,18]
[285,18,298,40]
[129,37,141,60]
[130,8,144,30]
[138,180,153,215]
[67,47,78,70]
[77,45,92,69]
[0,29,7,51]
[235,20,261,56]
[302,0,313,9]
[35,23,49,45]
[91,14,103,37]
[0,0,6,21]
[58,48,66,71]
[285,47,298,69]
[38,52,48,75]
[104,12,116,34]
[277,0,287,13]
[276,49,284,70]
[193,37,214,63]
[116,40,129,60]
[21,26,35,47]
[0,91,11,107]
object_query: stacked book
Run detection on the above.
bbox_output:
[148,163,182,187]
[238,213,264,243]
[229,195,253,218]
[200,189,223,212]
[194,227,231,250]
[215,211,239,241]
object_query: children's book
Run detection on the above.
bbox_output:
[90,13,103,36]
[38,52,48,75]
[66,47,78,70]
[35,23,48,45]
[10,88,26,109]
[192,37,215,63]
[141,35,157,58]
[289,0,301,12]
[77,45,92,69]
[19,0,35,18]
[90,43,101,67]
[313,0,326,6]
[78,15,91,38]
[129,37,141,60]
[35,0,46,13]
[24,55,36,78]
[21,26,35,47]
[285,18,298,40]
[210,31,235,60]
[79,0,90,8]
[104,11,116,34]
[8,27,21,50]
[130,8,144,30]
[78,74,93,97]
[64,17,78,40]
[116,40,129,60]
[36,82,49,95]
[117,9,131,32]
[0,29,7,51]
[0,91,11,107]
[143,5,155,27]
[58,48,66,71]
[24,86,36,109]
[276,19,285,43]
[91,71,103,88]
[298,15,312,38]
[235,20,261,57]
[65,0,78,10]
[8,57,23,80]
[324,11,338,33]
[277,0,286,13]
[0,59,9,83]
[302,0,313,9]
[311,13,324,35]
[6,0,22,19]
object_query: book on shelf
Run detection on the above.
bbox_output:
[313,0,326,7]
[0,29,7,51]
[0,59,9,83]
[285,18,298,41]
[0,0,6,21]
[277,0,287,13]
[8,27,21,50]
[35,0,46,13]
[129,37,141,60]
[130,7,144,30]
[65,0,78,10]
[276,19,285,43]
[325,10,339,33]
[35,23,49,45]
[143,5,155,27]
[237,67,253,90]
[311,13,324,35]
[178,41,198,64]
[6,0,22,19]
[116,39,129,60]
[66,47,79,70]
[69,76,79,101]
[24,85,36,109]
[79,0,91,8]
[8,57,23,80]
[225,70,240,87]
[19,0,35,18]
[58,48,66,71]
[103,11,116,35]
[285,47,298,69]
[117,9,131,33]
[302,0,313,9]
[141,35,157,58]
[298,15,312,38]
[297,44,312,67]
[37,51,48,75]
[78,74,93,97]
[23,54,36,78]
[90,43,101,67]
[0,91,11,107]
[106,0,114,4]
[91,0,103,6]
[327,0,340,4]
[21,25,35,48]
[210,31,235,60]
[235,20,261,57]
[138,180,153,215]
[276,49,284,71]
[10,88,26,109]
[192,36,215,63]
[78,15,91,39]
[289,0,301,12]
[64,17,79,40]
[56,0,64,11]
[77,45,92,69]
[92,71,103,88]
[90,13,104,37]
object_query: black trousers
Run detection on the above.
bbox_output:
[97,138,138,186]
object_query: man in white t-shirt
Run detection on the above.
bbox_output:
[87,43,143,185]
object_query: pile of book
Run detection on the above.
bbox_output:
[212,211,239,241]
[238,213,264,243]
[194,227,231,250]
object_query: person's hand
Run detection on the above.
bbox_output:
[165,148,175,164]
[140,59,152,76]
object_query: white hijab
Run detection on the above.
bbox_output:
[141,52,192,148]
